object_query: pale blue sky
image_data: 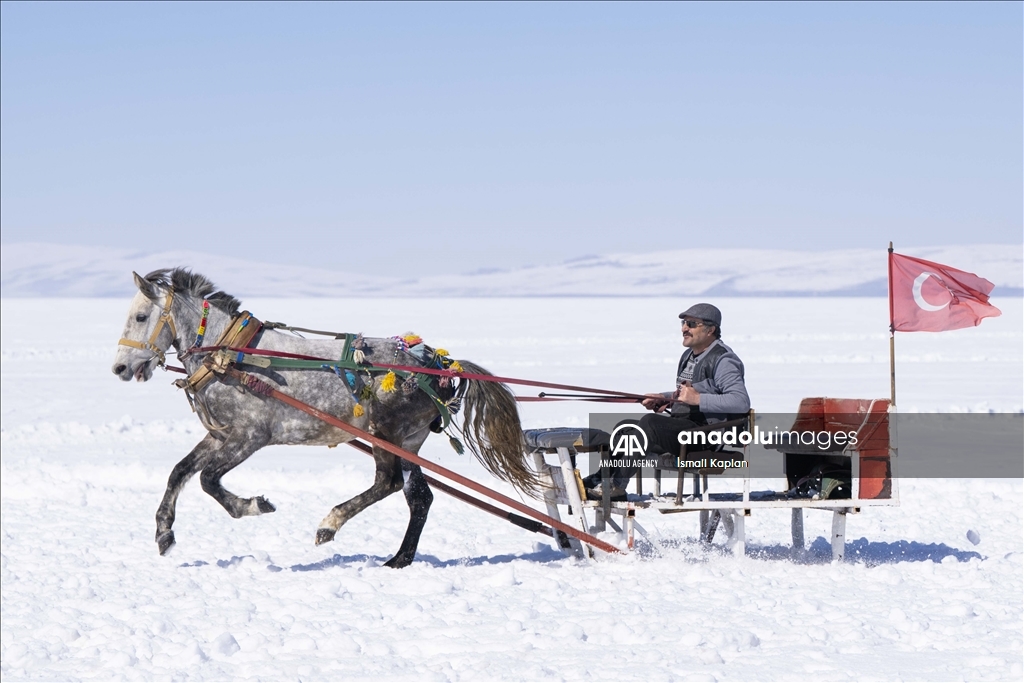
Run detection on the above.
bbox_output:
[1,2,1020,273]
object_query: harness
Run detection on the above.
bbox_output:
[196,331,463,431]
[116,291,462,431]
[117,289,178,367]
[178,311,262,394]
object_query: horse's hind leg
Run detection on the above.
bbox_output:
[383,464,433,569]
[156,433,219,555]
[199,432,277,519]
[315,446,404,546]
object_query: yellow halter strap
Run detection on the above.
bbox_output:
[118,288,178,366]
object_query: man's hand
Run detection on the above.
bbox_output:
[641,393,671,413]
[675,382,701,406]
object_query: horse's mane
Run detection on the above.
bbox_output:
[143,268,241,315]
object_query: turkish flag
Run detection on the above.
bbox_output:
[889,252,1001,332]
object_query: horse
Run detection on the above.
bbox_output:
[111,268,538,568]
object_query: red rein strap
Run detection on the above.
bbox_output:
[188,345,650,401]
[165,361,631,402]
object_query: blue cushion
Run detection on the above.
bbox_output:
[523,427,610,451]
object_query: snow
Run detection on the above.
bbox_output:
[2,242,1021,297]
[2,296,1022,680]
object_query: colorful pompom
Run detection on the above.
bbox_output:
[380,371,397,392]
[353,404,365,417]
[449,361,464,373]
[435,348,449,357]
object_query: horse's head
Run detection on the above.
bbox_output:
[111,271,178,382]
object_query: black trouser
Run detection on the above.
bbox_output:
[586,413,704,489]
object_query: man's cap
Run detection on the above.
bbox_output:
[679,303,722,327]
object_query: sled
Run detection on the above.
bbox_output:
[525,398,899,562]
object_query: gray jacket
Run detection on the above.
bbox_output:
[667,339,750,422]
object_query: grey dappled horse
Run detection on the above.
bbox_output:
[112,269,535,568]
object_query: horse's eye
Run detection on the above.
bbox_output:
[135,313,148,322]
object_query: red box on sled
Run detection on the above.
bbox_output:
[788,397,893,500]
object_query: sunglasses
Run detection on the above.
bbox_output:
[681,319,706,329]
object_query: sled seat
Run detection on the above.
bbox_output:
[523,427,610,452]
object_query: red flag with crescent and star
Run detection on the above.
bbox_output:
[888,252,1001,332]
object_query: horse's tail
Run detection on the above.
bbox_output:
[456,360,543,494]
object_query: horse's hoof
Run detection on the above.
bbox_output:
[255,496,276,514]
[383,554,413,569]
[156,531,176,555]
[315,528,336,545]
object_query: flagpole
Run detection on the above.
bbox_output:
[887,241,896,408]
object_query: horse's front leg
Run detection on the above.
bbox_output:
[155,433,220,555]
[315,445,404,545]
[198,430,276,519]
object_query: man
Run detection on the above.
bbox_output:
[586,303,750,500]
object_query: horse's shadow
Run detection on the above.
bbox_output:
[179,536,983,572]
[287,546,567,572]
[179,545,569,573]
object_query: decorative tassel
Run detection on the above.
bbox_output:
[402,376,419,395]
[402,334,423,346]
[353,404,365,417]
[380,371,397,392]
[353,349,366,364]
[435,348,449,357]
[449,360,464,373]
[449,436,465,455]
[359,386,374,401]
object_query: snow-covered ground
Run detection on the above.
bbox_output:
[2,296,1021,681]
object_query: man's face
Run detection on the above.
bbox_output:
[681,317,715,350]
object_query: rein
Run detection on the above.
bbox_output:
[156,312,655,406]
[185,345,651,403]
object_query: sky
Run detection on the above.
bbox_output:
[1,2,1021,274]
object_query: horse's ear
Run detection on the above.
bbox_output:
[133,271,159,301]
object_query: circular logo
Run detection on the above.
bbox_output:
[609,423,648,457]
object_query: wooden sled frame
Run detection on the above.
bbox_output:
[528,399,900,562]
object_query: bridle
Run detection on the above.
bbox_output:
[118,288,178,367]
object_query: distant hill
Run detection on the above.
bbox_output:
[1,242,1020,297]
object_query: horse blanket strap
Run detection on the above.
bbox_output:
[118,289,177,366]
[414,373,453,430]
[204,336,453,429]
[263,321,351,339]
[179,312,262,394]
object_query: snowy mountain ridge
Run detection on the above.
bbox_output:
[2,242,1020,297]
